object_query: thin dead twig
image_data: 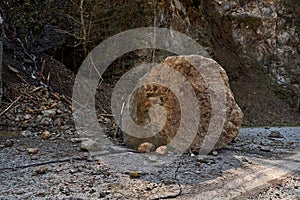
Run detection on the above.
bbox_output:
[114,99,125,139]
[100,113,115,117]
[0,96,22,117]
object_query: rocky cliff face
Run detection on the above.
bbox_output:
[2,0,300,125]
[155,0,299,111]
[216,0,300,109]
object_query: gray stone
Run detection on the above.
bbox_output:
[212,151,218,156]
[40,118,53,126]
[21,130,33,137]
[53,118,62,127]
[80,139,102,152]
[42,109,56,118]
[24,114,32,120]
[268,130,284,138]
[216,0,300,109]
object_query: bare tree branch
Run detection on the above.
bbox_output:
[80,0,88,57]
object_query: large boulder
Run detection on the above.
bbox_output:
[123,55,243,154]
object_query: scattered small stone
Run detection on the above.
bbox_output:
[42,109,56,118]
[37,115,43,121]
[138,142,154,153]
[129,171,141,178]
[41,130,51,139]
[146,186,152,191]
[211,150,218,156]
[40,117,53,126]
[27,148,39,154]
[31,156,38,160]
[53,118,63,127]
[197,157,208,163]
[268,130,283,138]
[35,166,47,174]
[37,190,46,197]
[15,116,21,122]
[207,159,216,165]
[21,130,33,137]
[24,114,32,120]
[59,125,69,130]
[77,166,83,172]
[0,144,5,148]
[80,140,102,152]
[156,145,167,155]
[70,138,82,143]
[265,126,271,129]
[260,147,271,152]
[27,108,34,113]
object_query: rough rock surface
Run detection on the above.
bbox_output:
[152,0,300,122]
[214,0,300,108]
[123,55,243,153]
[137,142,155,153]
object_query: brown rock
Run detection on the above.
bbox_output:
[123,55,243,154]
[37,190,46,197]
[41,130,51,139]
[35,166,47,174]
[137,142,154,153]
[27,148,39,154]
[156,146,168,155]
[54,118,63,127]
[31,156,38,160]
[211,150,218,156]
